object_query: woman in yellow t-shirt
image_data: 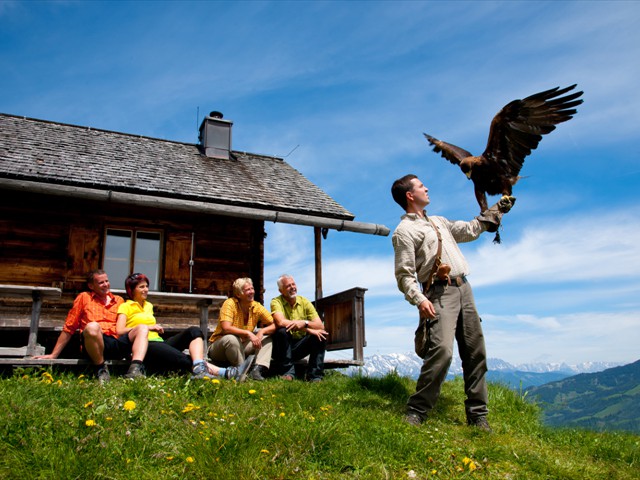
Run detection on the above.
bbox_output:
[116,273,253,381]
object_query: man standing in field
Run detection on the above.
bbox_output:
[391,174,514,431]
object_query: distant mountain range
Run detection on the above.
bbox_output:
[348,352,621,389]
[525,359,640,434]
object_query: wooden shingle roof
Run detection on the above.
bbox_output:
[0,113,354,220]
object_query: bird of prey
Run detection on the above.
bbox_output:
[424,85,583,213]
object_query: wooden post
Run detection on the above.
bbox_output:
[314,227,323,301]
[27,290,43,357]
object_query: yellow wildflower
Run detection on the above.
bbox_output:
[431,469,437,475]
[463,457,471,465]
[84,401,93,408]
[106,417,112,421]
[85,419,96,427]
[211,379,220,385]
[166,456,174,461]
[260,449,269,454]
[248,389,256,395]
[123,400,136,411]
[182,403,201,413]
[279,412,286,417]
[469,462,477,471]
[186,456,195,463]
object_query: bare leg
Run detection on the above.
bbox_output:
[127,324,149,362]
[82,322,105,365]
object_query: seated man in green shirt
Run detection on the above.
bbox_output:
[270,274,328,382]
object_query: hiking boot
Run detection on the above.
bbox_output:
[124,362,146,380]
[97,365,111,385]
[225,354,255,382]
[191,361,214,380]
[468,416,492,432]
[248,364,266,381]
[404,413,423,426]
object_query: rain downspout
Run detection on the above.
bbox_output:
[189,232,195,293]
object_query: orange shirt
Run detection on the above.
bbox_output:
[62,291,124,338]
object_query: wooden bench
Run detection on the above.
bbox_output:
[0,286,368,370]
[0,287,225,368]
[0,284,62,357]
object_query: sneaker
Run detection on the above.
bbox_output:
[97,366,110,384]
[225,354,255,382]
[468,416,492,432]
[191,361,214,380]
[124,362,146,380]
[248,364,266,381]
[404,413,423,426]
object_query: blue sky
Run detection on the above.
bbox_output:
[1,1,638,366]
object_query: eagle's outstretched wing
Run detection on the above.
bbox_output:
[481,84,583,177]
[423,133,472,166]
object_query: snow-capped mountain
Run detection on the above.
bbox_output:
[346,352,621,388]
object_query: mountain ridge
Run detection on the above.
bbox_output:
[349,352,620,388]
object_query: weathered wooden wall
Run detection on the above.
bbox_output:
[0,189,265,337]
[0,189,264,296]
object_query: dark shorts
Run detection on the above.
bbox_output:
[81,333,133,361]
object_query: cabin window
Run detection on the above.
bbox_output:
[103,228,162,291]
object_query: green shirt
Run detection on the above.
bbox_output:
[270,295,319,339]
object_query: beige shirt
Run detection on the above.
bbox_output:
[392,212,486,307]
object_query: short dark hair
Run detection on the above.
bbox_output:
[391,174,418,210]
[124,273,150,299]
[86,269,106,287]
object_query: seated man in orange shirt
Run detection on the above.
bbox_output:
[34,269,149,383]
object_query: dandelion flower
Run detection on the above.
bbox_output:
[211,379,220,385]
[84,401,94,408]
[186,456,195,463]
[123,400,136,411]
[260,449,269,454]
[106,417,112,422]
[248,389,256,395]
[166,456,174,461]
[279,412,285,417]
[431,469,437,475]
[463,457,471,466]
[85,419,96,427]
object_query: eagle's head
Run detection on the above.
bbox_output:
[460,159,473,179]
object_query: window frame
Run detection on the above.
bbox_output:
[102,226,163,291]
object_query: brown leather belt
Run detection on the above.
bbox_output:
[433,275,467,287]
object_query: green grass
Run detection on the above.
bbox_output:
[0,368,638,479]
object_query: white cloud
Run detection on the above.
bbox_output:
[484,310,640,365]
[468,207,640,286]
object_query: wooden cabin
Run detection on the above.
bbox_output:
[0,112,389,368]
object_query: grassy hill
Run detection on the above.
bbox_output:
[526,359,640,434]
[0,367,638,479]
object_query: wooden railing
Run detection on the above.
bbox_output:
[314,287,367,367]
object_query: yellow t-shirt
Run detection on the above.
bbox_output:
[117,300,162,342]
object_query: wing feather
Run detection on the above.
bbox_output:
[481,85,584,176]
[423,133,472,166]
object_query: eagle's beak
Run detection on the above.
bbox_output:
[465,171,472,179]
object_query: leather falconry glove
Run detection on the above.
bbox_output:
[477,195,516,233]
